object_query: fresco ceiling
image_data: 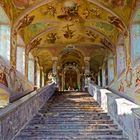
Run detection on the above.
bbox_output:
[0,0,136,73]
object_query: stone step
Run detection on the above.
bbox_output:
[33,116,110,121]
[47,107,102,112]
[35,114,110,120]
[14,92,127,140]
[24,124,118,130]
[19,129,123,136]
[49,105,100,108]
[15,135,128,140]
[28,120,114,125]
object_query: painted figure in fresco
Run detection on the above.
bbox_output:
[57,1,81,22]
[83,7,102,19]
[105,0,125,7]
[0,69,8,87]
[86,30,98,41]
[46,33,57,44]
[100,38,112,51]
[28,37,42,53]
[125,60,132,87]
[17,14,35,31]
[135,68,140,87]
[62,24,75,39]
[108,16,125,33]
[43,5,56,17]
[9,66,16,88]
[90,8,102,18]
[15,79,24,92]
[118,80,124,92]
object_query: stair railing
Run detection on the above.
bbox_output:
[88,83,140,140]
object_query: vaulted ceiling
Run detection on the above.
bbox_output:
[0,0,136,74]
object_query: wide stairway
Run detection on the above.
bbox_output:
[14,92,128,140]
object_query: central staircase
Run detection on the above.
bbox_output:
[14,92,128,140]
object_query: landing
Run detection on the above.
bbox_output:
[14,92,127,140]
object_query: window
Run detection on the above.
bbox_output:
[0,25,10,62]
[42,72,45,87]
[28,53,34,84]
[37,63,40,88]
[16,47,25,75]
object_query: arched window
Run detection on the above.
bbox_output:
[16,46,25,75]
[16,35,25,75]
[131,9,140,63]
[28,53,35,84]
[42,72,45,87]
[0,6,11,63]
[37,63,40,88]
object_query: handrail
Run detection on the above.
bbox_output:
[106,87,136,104]
[0,83,55,118]
[89,83,136,104]
[10,89,35,103]
[10,83,56,103]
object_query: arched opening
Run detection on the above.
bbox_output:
[65,68,77,90]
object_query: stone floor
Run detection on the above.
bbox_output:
[14,92,128,140]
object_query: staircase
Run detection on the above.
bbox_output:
[14,92,128,140]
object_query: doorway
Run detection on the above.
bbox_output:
[65,69,77,90]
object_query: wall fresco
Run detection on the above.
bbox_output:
[0,56,33,108]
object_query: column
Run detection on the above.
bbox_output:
[84,57,90,76]
[52,57,58,84]
[40,66,43,87]
[10,30,17,67]
[84,57,90,89]
[25,53,29,80]
[34,57,38,89]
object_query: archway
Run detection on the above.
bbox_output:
[65,68,77,90]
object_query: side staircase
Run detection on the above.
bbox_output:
[14,92,128,140]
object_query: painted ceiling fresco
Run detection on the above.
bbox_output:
[0,0,136,73]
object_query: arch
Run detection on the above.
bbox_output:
[62,65,81,91]
[13,0,127,31]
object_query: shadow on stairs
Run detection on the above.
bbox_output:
[14,92,128,140]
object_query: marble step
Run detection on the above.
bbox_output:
[29,119,114,125]
[19,129,123,137]
[24,124,118,130]
[35,114,110,120]
[47,106,102,110]
[32,116,110,121]
[14,92,127,140]
[15,135,128,140]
